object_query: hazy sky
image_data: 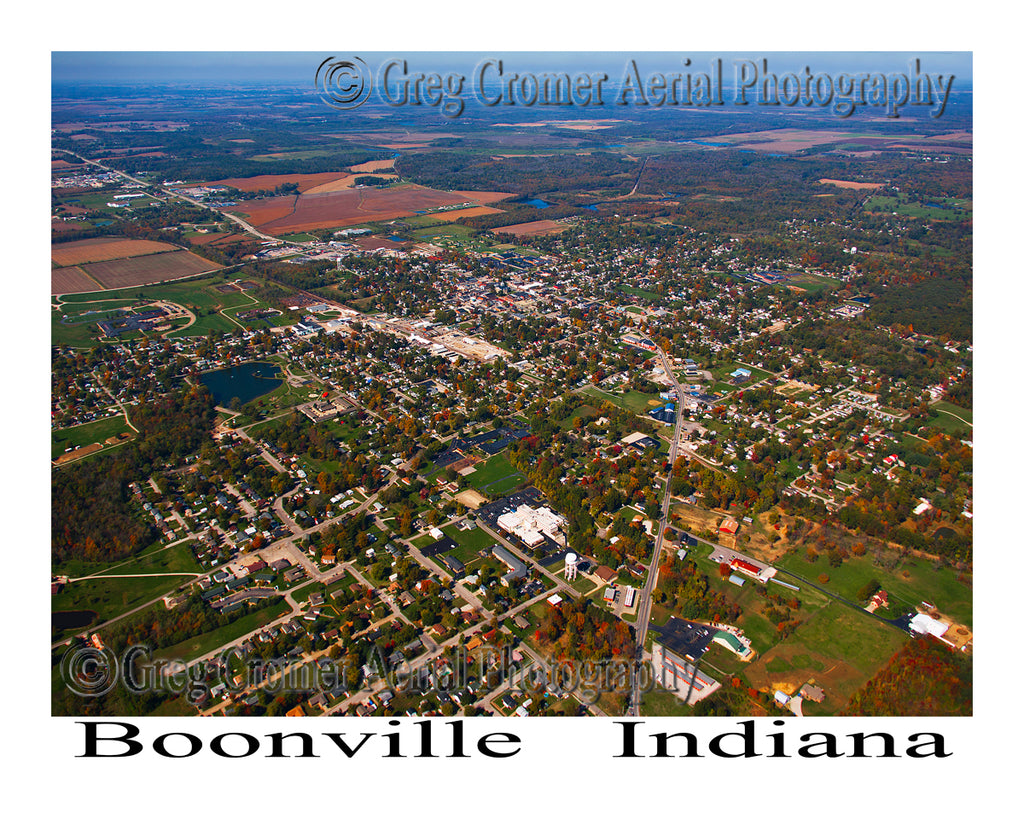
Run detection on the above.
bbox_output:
[52,51,971,86]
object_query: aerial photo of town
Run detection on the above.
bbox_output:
[51,51,973,719]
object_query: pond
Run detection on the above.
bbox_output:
[198,361,284,407]
[52,610,97,631]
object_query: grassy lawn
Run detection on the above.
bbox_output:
[466,453,522,491]
[639,683,692,715]
[51,415,133,458]
[59,275,250,312]
[619,284,663,301]
[580,386,663,415]
[710,361,776,384]
[92,541,202,576]
[923,400,973,436]
[864,194,971,221]
[442,522,498,553]
[743,601,908,714]
[52,574,191,628]
[785,272,839,294]
[166,311,239,338]
[777,548,971,626]
[152,599,291,663]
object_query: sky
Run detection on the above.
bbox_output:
[51,51,972,87]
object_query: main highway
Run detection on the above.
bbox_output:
[628,345,687,716]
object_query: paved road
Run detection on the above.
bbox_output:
[629,347,687,716]
[55,149,290,245]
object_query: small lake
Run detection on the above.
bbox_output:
[199,361,284,407]
[522,198,551,209]
[52,610,97,631]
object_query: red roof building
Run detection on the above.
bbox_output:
[719,518,739,535]
[730,558,762,577]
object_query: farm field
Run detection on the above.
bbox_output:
[491,220,569,237]
[207,172,351,192]
[818,178,885,190]
[349,158,398,173]
[52,266,102,295]
[226,184,488,234]
[76,250,221,291]
[52,237,178,267]
[428,205,504,221]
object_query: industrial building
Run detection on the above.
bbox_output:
[651,641,720,704]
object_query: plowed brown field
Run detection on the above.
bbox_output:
[51,237,178,267]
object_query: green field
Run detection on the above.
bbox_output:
[923,400,973,435]
[710,361,776,384]
[786,272,840,294]
[745,602,909,714]
[93,541,203,577]
[638,683,691,716]
[152,599,291,663]
[865,194,972,221]
[581,385,663,415]
[438,523,499,567]
[776,548,972,627]
[619,284,663,301]
[52,415,133,459]
[55,275,272,344]
[466,453,524,491]
[58,274,247,311]
[166,312,239,338]
[52,574,192,635]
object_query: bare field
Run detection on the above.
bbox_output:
[230,185,478,235]
[452,190,514,204]
[52,266,102,296]
[429,206,504,222]
[818,178,884,190]
[349,158,397,173]
[52,237,178,268]
[209,172,350,193]
[706,128,867,152]
[52,220,87,234]
[186,232,231,245]
[303,173,398,195]
[78,251,221,291]
[492,220,568,237]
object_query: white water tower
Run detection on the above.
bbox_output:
[564,552,578,582]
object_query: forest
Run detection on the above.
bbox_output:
[52,387,215,566]
[842,636,971,716]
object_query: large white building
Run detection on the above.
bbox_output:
[496,504,566,547]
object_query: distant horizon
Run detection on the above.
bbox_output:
[52,51,972,87]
